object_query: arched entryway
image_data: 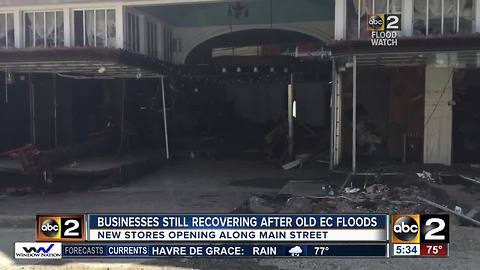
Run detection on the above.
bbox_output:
[171,28,332,164]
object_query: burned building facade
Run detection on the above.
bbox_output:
[0,0,334,185]
[1,0,480,183]
[331,0,480,171]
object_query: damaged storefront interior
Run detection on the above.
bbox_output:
[0,49,173,188]
[0,0,337,193]
[0,1,480,268]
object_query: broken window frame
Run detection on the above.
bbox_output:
[126,11,140,53]
[23,10,64,48]
[146,19,158,58]
[163,26,173,62]
[413,0,474,36]
[73,8,116,48]
[0,12,14,49]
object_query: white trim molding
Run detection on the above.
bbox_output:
[334,0,346,40]
[115,4,124,49]
[401,0,413,36]
[475,0,480,32]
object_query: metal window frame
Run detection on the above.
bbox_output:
[23,10,62,48]
[73,8,115,48]
[356,0,390,39]
[0,12,13,48]
[126,11,140,51]
[146,19,158,58]
[106,9,116,48]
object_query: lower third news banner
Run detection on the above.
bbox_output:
[62,244,388,258]
[86,214,388,242]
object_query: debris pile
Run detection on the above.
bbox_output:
[235,183,429,215]
[235,168,480,227]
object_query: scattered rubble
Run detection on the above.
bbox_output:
[417,170,436,182]
[244,195,280,214]
[236,182,430,215]
[344,187,360,194]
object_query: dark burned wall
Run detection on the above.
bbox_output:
[340,67,425,163]
[225,82,328,126]
[388,67,425,161]
[0,74,77,151]
[452,69,480,163]
[33,74,56,149]
[341,68,390,161]
[0,74,163,153]
[0,73,30,152]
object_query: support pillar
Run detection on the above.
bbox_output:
[161,76,170,160]
[288,74,295,159]
[53,74,58,147]
[28,74,36,146]
[118,79,127,154]
[330,61,337,169]
[352,56,357,173]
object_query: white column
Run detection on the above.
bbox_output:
[424,64,453,165]
[335,0,347,40]
[402,0,414,36]
[115,5,124,49]
[63,7,71,47]
[475,0,480,32]
[352,56,357,173]
[13,10,21,48]
[139,15,147,55]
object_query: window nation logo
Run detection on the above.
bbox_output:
[15,242,62,259]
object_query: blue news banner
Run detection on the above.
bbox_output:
[86,214,388,242]
[63,214,389,258]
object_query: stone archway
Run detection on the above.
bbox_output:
[174,20,334,64]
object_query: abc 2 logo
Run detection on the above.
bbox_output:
[36,214,85,241]
[391,214,449,244]
[367,14,402,31]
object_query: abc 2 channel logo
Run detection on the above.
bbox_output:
[36,214,85,241]
[367,14,401,31]
[391,215,449,244]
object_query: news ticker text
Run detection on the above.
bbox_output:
[27,213,449,259]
